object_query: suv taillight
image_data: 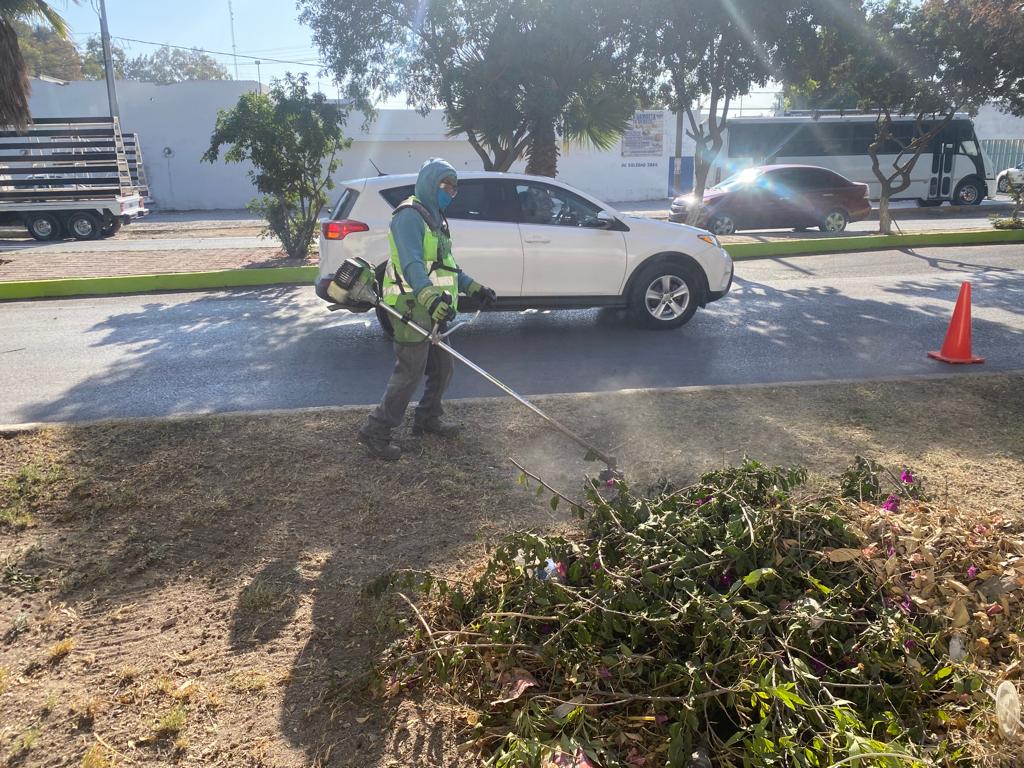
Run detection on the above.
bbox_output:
[322,220,369,240]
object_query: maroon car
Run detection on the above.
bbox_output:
[670,164,871,235]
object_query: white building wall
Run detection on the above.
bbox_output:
[974,105,1024,140]
[28,79,690,209]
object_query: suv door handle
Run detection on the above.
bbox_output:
[524,236,551,244]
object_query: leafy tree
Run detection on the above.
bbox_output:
[643,0,838,218]
[122,45,230,84]
[0,0,76,130]
[203,74,350,260]
[299,0,642,176]
[80,35,126,80]
[797,0,1024,233]
[13,19,81,79]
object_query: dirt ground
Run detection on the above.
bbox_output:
[1,374,1022,767]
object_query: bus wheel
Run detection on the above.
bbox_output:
[819,209,849,233]
[953,178,983,206]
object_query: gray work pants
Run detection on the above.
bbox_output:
[364,340,454,437]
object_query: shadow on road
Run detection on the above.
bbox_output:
[14,255,1024,426]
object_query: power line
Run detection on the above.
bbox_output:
[110,35,326,68]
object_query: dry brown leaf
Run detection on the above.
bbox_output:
[827,548,862,563]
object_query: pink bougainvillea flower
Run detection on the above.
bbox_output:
[967,565,979,579]
[899,596,912,615]
[904,638,917,651]
[718,569,735,588]
[882,494,900,512]
[598,666,611,679]
[556,561,568,579]
[591,561,601,571]
[886,545,896,557]
[655,713,669,725]
[901,470,915,484]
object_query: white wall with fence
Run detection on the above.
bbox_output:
[28,80,696,210]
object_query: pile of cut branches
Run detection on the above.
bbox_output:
[374,458,1024,767]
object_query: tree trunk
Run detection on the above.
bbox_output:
[878,187,892,235]
[0,19,31,131]
[525,118,559,177]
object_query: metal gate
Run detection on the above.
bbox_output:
[981,138,1024,174]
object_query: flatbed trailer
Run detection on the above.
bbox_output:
[0,116,149,240]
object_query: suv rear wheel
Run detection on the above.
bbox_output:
[629,262,701,330]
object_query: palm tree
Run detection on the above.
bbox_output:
[0,1,76,130]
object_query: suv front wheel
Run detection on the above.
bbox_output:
[629,262,701,330]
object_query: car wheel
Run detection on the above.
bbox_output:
[819,209,849,233]
[26,213,62,241]
[707,214,736,236]
[629,262,701,330]
[917,199,943,207]
[953,177,983,206]
[67,212,101,240]
[997,177,1009,194]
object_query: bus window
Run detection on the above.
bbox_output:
[959,141,979,157]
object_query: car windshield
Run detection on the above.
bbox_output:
[710,167,763,191]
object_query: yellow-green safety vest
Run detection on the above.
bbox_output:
[382,196,460,313]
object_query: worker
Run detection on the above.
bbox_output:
[357,158,496,461]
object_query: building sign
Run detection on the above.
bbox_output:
[621,110,664,158]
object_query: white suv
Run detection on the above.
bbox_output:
[315,172,733,330]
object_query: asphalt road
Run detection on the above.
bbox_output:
[2,244,1022,425]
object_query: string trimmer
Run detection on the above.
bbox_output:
[326,257,621,481]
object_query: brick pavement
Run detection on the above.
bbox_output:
[0,245,317,282]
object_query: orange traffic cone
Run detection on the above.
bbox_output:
[928,281,984,364]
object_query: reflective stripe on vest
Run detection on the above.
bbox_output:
[383,195,459,311]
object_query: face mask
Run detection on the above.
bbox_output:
[438,188,453,210]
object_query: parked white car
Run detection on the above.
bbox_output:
[996,162,1024,194]
[316,172,733,330]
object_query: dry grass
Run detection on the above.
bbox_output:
[81,744,113,768]
[0,374,1021,767]
[46,636,75,663]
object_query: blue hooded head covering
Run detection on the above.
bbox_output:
[390,157,472,295]
[414,157,458,222]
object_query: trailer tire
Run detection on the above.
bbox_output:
[100,219,123,238]
[26,213,62,241]
[67,212,102,240]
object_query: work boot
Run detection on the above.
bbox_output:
[411,417,462,438]
[357,426,401,461]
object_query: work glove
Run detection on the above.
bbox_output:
[468,281,497,308]
[416,285,457,324]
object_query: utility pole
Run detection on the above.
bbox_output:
[255,60,262,95]
[227,0,239,79]
[98,0,120,121]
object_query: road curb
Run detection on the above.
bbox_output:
[0,230,1022,301]
[725,228,1024,260]
[0,265,317,301]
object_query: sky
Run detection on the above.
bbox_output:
[55,0,778,115]
[60,0,337,92]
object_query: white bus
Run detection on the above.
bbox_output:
[718,115,994,206]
